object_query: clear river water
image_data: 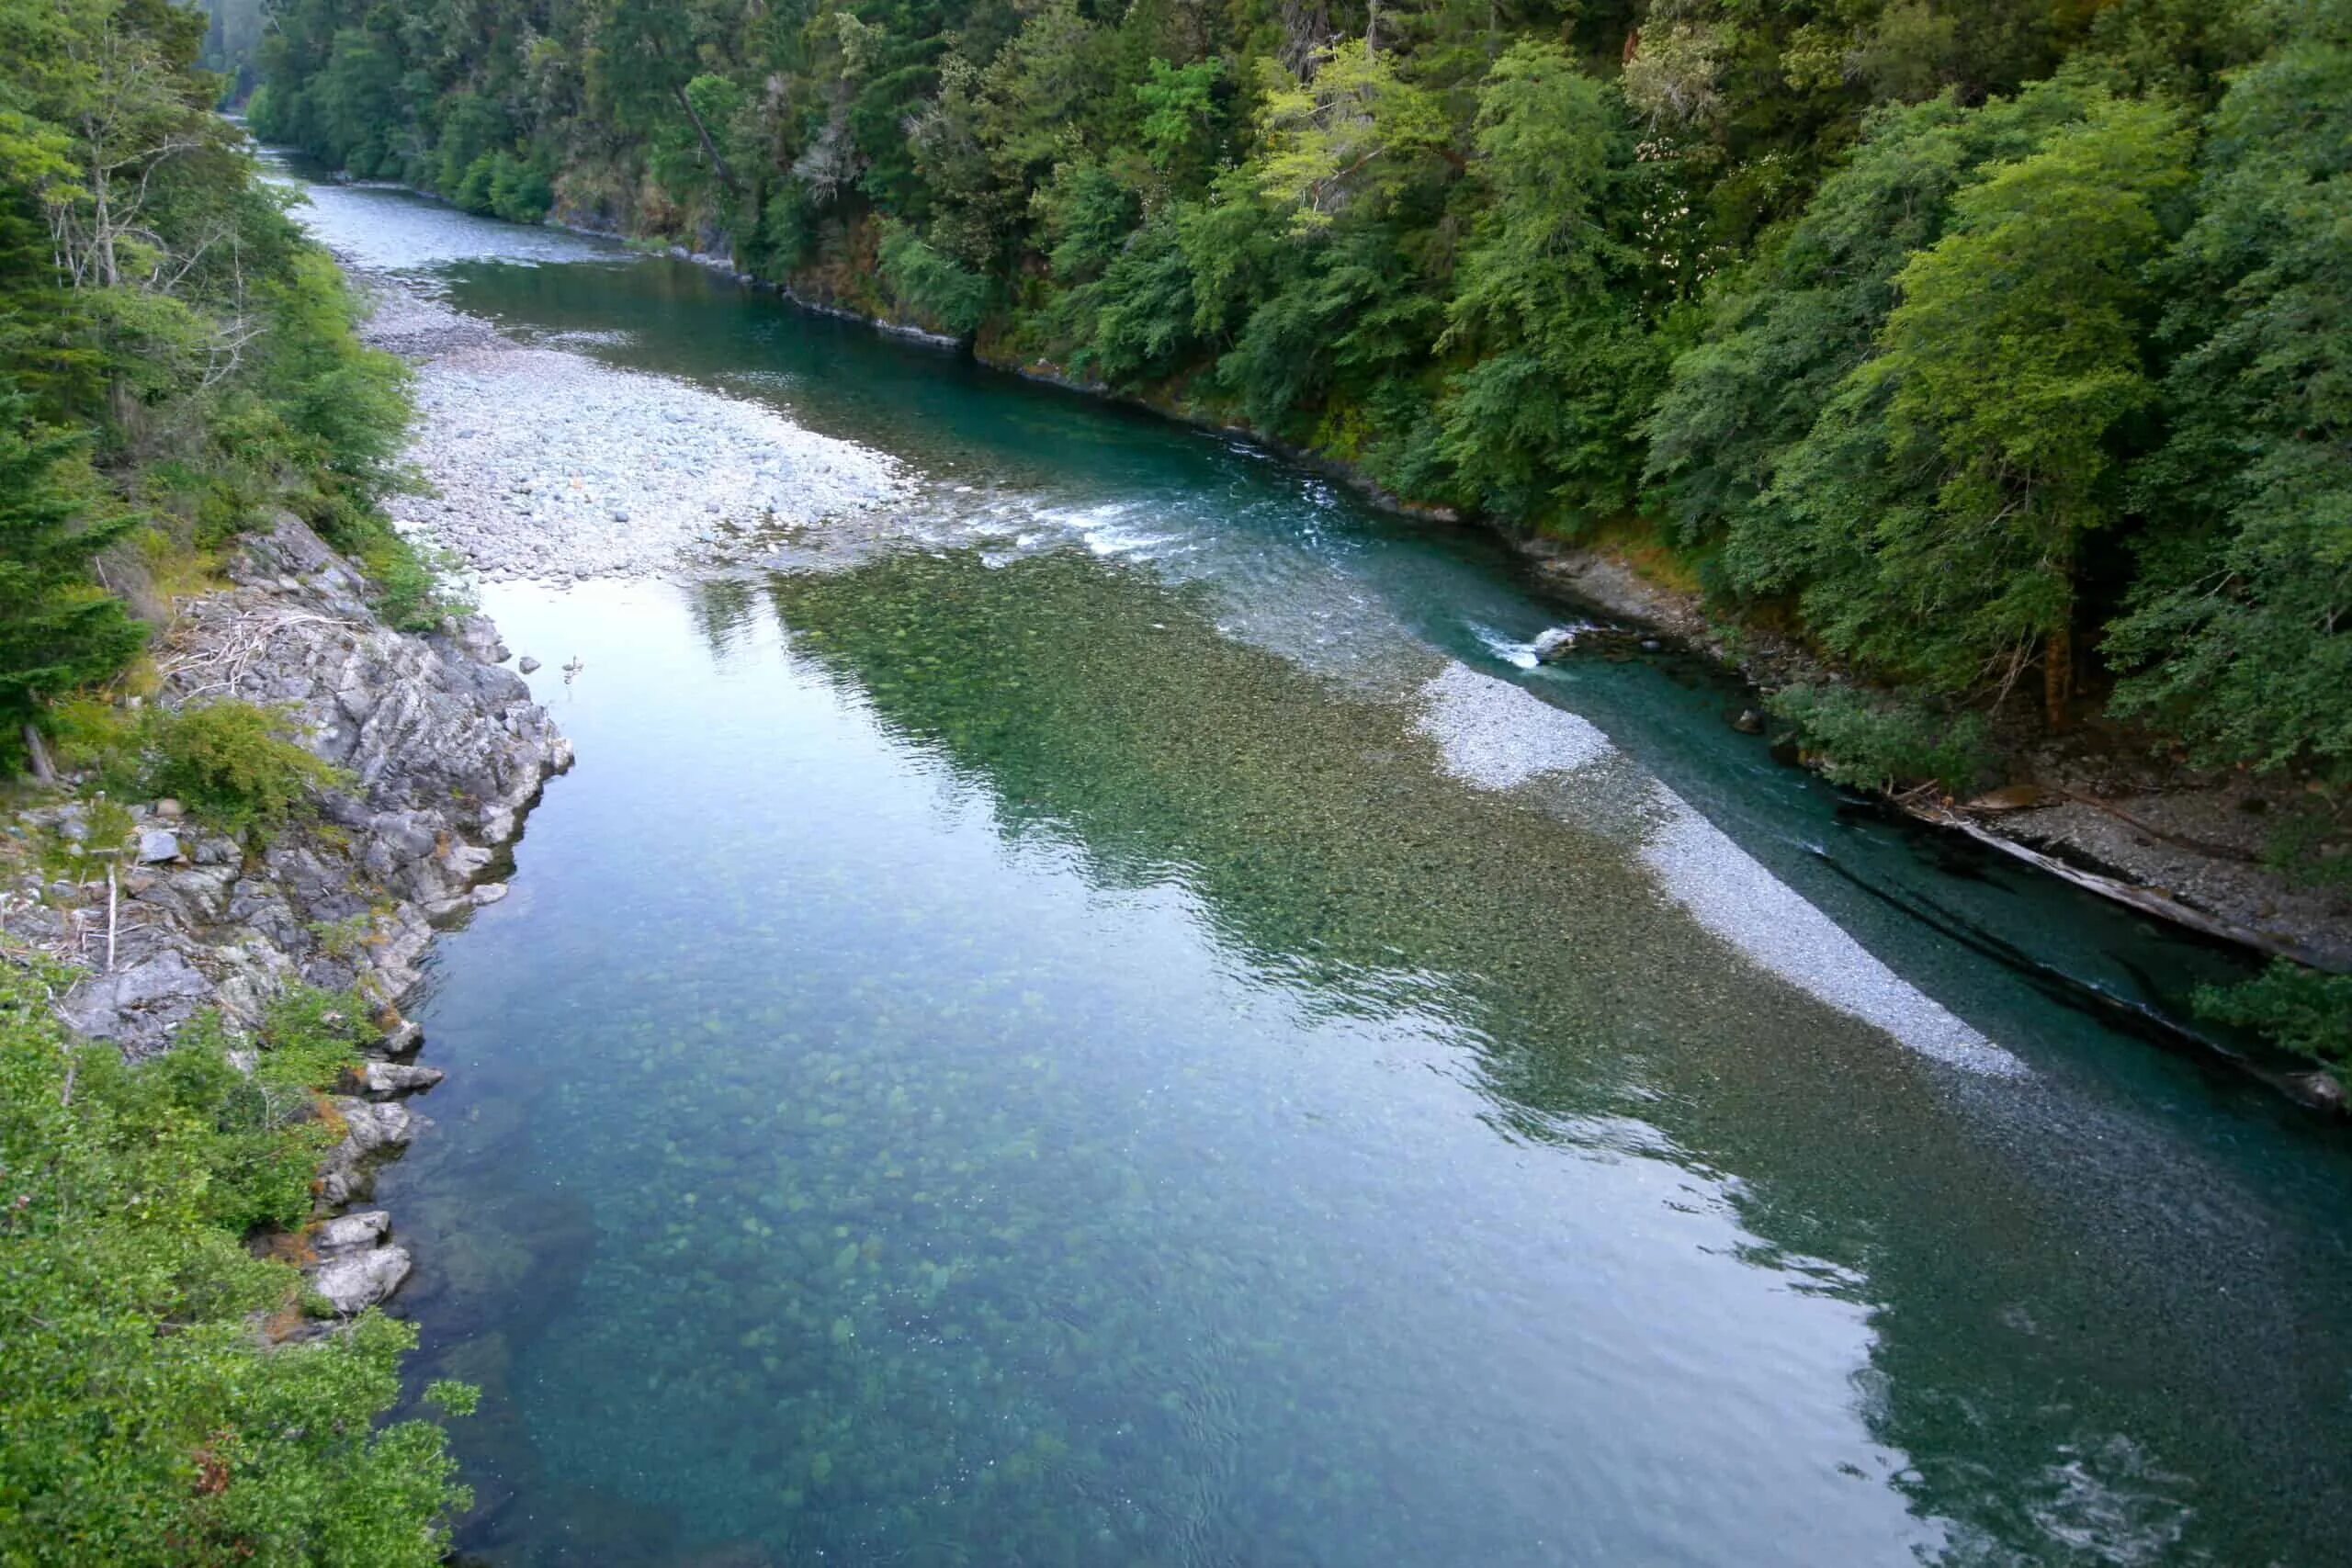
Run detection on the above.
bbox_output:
[281,168,2352,1567]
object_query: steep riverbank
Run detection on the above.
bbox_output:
[2,510,570,1315]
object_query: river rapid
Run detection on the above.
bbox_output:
[278,166,2352,1568]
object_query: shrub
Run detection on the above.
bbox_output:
[876,219,989,337]
[0,960,471,1563]
[1769,683,1995,796]
[2196,961,2352,1070]
[145,702,347,831]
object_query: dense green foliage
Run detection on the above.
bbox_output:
[245,0,2341,766]
[0,3,473,1553]
[0,964,470,1563]
[1768,682,1994,796]
[2198,961,2352,1070]
[44,697,350,831]
[0,0,425,772]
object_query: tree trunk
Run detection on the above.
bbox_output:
[2043,622,2074,733]
[673,84,741,198]
[23,723,58,785]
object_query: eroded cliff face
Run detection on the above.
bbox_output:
[5,510,569,1315]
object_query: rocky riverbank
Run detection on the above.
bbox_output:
[358,282,906,582]
[2,509,571,1317]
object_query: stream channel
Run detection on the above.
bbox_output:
[284,166,2352,1568]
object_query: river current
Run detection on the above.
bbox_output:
[281,169,2351,1567]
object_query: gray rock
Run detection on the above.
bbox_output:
[316,1100,417,1206]
[376,1019,424,1057]
[518,656,541,674]
[152,797,184,820]
[136,828,182,864]
[60,951,212,1052]
[314,1210,390,1254]
[334,1098,414,1155]
[470,882,510,907]
[438,612,512,666]
[353,1060,446,1098]
[311,1243,411,1314]
[1531,627,1579,664]
[1731,709,1766,736]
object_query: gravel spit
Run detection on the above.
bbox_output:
[361,282,907,582]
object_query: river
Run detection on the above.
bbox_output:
[280,169,2352,1567]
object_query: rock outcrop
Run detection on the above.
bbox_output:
[31,511,571,1058]
[5,509,569,1316]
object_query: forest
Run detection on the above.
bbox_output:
[243,0,2345,849]
[0,0,475,1558]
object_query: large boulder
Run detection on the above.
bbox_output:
[311,1243,412,1315]
[59,951,213,1057]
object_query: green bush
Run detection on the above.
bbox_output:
[2196,961,2352,1070]
[876,220,989,337]
[145,701,347,831]
[0,960,471,1563]
[1769,683,1996,796]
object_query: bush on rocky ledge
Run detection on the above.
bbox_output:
[145,702,349,834]
[0,961,470,1564]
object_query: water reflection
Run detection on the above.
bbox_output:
[380,557,2352,1568]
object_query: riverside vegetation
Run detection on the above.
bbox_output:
[0,4,2343,1560]
[232,0,2351,1061]
[0,0,493,1557]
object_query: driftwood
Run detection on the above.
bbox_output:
[1914,802,2340,972]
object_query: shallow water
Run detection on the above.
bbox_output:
[280,169,2352,1566]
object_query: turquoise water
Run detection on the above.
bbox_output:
[287,173,2352,1566]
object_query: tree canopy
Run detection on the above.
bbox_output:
[239,0,2344,796]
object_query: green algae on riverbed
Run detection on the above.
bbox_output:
[376,558,2352,1568]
